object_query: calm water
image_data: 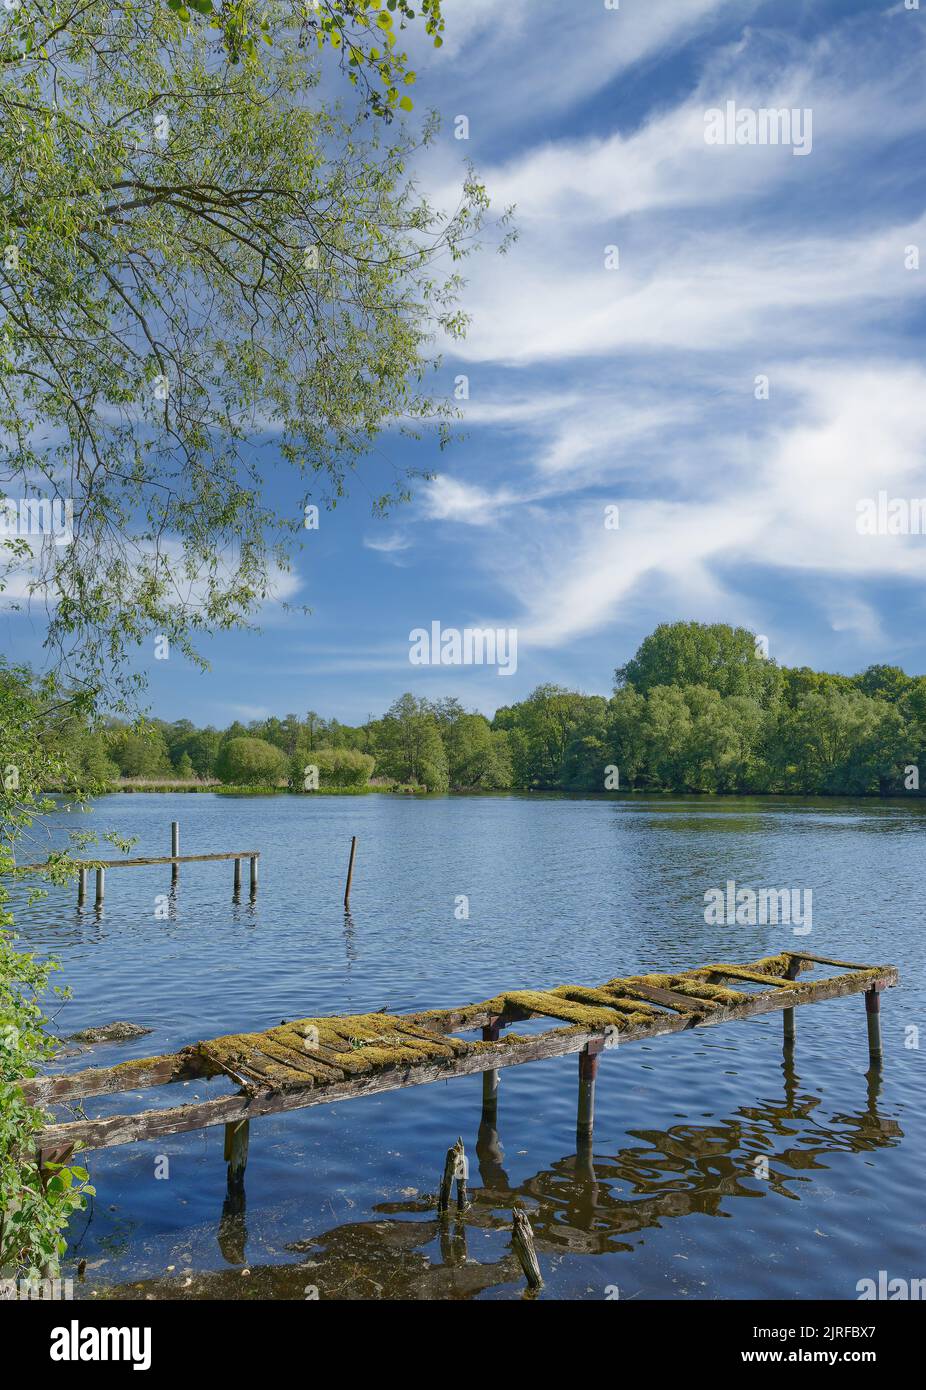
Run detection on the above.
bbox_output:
[11,793,925,1300]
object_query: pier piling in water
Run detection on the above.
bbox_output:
[783,954,799,1047]
[171,822,179,883]
[343,835,357,909]
[224,1118,250,1193]
[94,867,105,907]
[865,987,883,1067]
[77,868,87,908]
[249,855,258,898]
[233,858,241,895]
[481,1023,500,1125]
[577,1044,599,1145]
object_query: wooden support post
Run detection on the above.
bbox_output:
[233,858,241,895]
[511,1208,543,1290]
[438,1137,466,1216]
[343,835,357,909]
[171,822,179,883]
[223,1118,249,1192]
[482,1023,500,1124]
[94,867,105,907]
[865,987,883,1067]
[77,868,87,908]
[249,855,258,897]
[782,954,799,1048]
[577,1045,599,1143]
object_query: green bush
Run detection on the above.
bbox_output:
[215,737,288,786]
[0,933,95,1280]
[290,746,375,790]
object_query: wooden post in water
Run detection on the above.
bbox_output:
[249,855,258,898]
[171,822,179,884]
[224,1118,250,1193]
[865,987,883,1067]
[511,1208,542,1290]
[438,1137,466,1215]
[77,868,87,908]
[233,858,241,896]
[481,1023,500,1126]
[783,955,799,1048]
[343,835,357,909]
[94,867,105,907]
[577,1044,599,1145]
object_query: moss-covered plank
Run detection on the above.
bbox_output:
[503,990,655,1031]
[550,985,663,1017]
[697,965,795,987]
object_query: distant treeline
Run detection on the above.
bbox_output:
[18,623,926,796]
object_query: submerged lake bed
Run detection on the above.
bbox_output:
[14,792,925,1300]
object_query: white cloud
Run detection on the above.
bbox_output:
[363,533,412,554]
[446,362,926,650]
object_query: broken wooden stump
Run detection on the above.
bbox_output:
[511,1207,542,1290]
[438,1137,467,1216]
[224,1118,250,1194]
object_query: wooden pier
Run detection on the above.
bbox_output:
[26,950,897,1181]
[12,820,260,904]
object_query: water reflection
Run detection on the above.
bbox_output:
[100,1054,901,1301]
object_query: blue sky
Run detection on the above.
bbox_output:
[8,0,926,727]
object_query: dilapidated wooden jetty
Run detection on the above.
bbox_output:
[13,822,260,904]
[26,949,897,1189]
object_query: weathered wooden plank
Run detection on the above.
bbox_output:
[10,851,260,872]
[782,950,873,971]
[36,964,898,1153]
[605,981,721,1013]
[702,965,793,987]
[19,1051,210,1105]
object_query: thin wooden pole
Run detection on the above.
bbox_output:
[249,855,258,897]
[77,868,87,908]
[343,835,357,908]
[171,821,179,883]
[865,987,882,1067]
[94,867,105,907]
[233,858,241,895]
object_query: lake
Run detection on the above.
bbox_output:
[12,792,925,1300]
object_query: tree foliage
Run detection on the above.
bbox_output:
[0,0,504,700]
